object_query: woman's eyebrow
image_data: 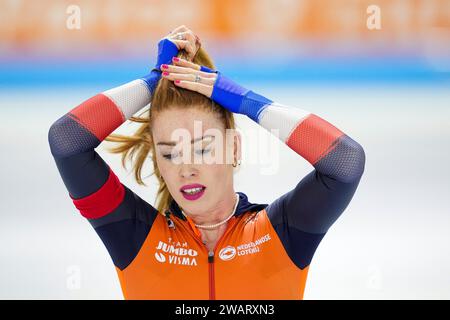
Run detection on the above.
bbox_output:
[156,134,215,146]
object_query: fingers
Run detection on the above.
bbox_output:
[169,39,195,57]
[161,57,217,80]
[170,25,200,44]
[159,57,217,98]
[162,72,216,86]
[160,61,216,78]
[167,26,201,59]
[172,57,201,71]
[174,80,213,98]
[172,58,217,76]
[172,31,196,45]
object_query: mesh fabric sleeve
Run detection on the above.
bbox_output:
[211,73,366,269]
[48,72,162,270]
[248,99,365,270]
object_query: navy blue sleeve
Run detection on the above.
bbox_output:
[52,149,158,271]
[184,64,367,271]
[266,136,366,270]
[48,77,160,271]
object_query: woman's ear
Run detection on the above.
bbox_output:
[234,129,242,163]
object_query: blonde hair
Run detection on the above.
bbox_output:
[105,47,236,215]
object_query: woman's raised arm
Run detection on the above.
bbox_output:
[161,58,366,270]
[47,28,197,271]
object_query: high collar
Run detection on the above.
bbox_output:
[167,191,268,221]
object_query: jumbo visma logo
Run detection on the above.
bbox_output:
[154,240,198,266]
[154,252,166,263]
[219,246,237,261]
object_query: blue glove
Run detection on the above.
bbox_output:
[202,67,274,123]
[141,38,179,93]
[153,38,179,70]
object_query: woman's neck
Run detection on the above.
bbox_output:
[185,192,238,226]
[199,224,228,252]
[181,192,238,251]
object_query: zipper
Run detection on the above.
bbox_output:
[208,251,215,300]
[206,217,240,300]
[175,214,239,300]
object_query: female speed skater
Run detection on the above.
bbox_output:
[48,25,365,299]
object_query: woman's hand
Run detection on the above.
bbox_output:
[161,57,258,118]
[160,57,218,98]
[161,25,201,61]
[145,26,202,95]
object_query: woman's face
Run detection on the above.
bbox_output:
[152,107,240,216]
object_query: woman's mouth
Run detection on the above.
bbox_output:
[180,184,206,201]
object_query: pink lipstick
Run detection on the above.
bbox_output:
[180,183,206,201]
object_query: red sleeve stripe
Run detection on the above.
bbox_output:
[286,114,344,165]
[68,93,125,141]
[70,167,125,219]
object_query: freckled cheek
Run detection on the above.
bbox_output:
[204,146,230,165]
[159,166,179,194]
[202,163,230,183]
[155,156,175,180]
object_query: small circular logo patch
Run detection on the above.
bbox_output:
[219,246,236,261]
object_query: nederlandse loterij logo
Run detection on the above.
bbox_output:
[219,246,237,261]
[220,234,272,261]
[154,239,198,266]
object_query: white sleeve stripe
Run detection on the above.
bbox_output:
[102,79,152,120]
[258,102,311,142]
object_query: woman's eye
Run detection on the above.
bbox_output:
[163,153,178,160]
[195,149,211,155]
[162,149,210,161]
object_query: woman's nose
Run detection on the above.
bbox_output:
[179,164,198,179]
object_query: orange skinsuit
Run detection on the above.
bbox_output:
[115,189,309,299]
[48,62,365,299]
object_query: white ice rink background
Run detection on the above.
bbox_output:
[1,82,449,299]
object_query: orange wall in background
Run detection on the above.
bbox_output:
[1,0,449,47]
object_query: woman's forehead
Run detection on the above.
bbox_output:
[152,108,225,143]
